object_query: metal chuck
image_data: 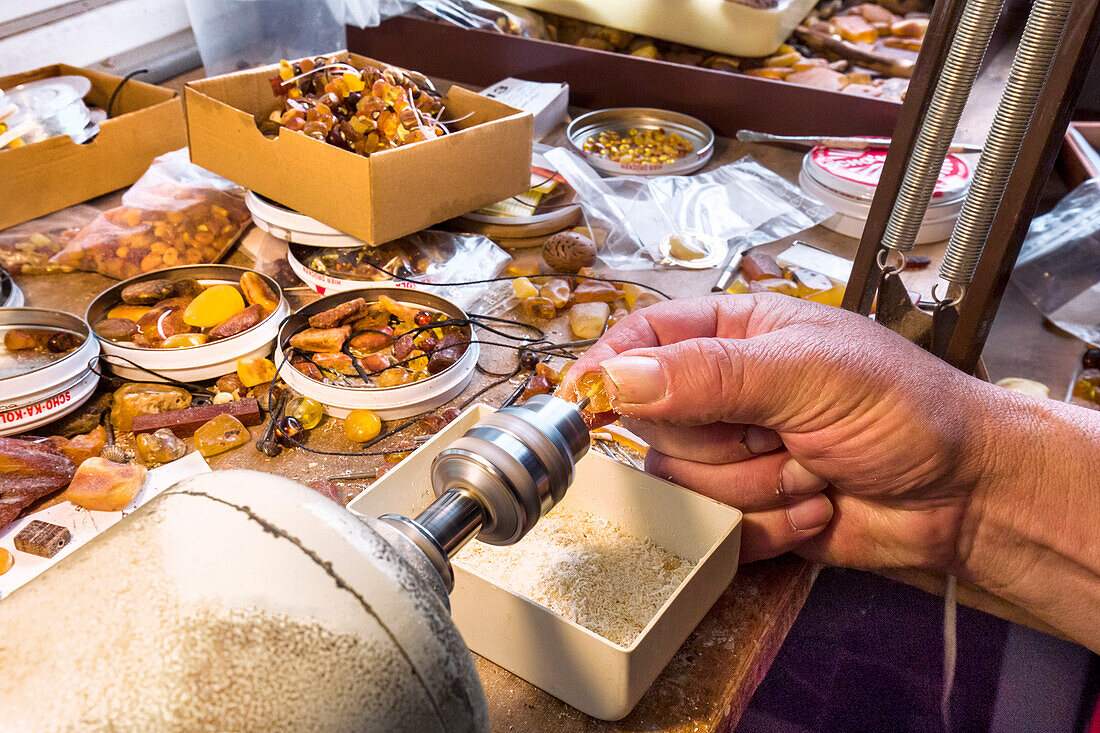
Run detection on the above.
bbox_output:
[379,395,590,591]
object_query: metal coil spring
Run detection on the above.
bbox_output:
[938,0,1074,294]
[880,0,1005,259]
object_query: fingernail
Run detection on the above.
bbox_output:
[601,356,666,404]
[744,425,782,455]
[780,459,828,496]
[787,495,833,532]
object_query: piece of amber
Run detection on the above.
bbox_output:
[505,255,542,278]
[832,14,878,43]
[620,283,644,309]
[741,252,784,281]
[62,457,147,511]
[750,278,799,296]
[239,272,280,312]
[194,413,250,457]
[540,278,572,309]
[106,304,152,322]
[631,292,662,311]
[521,375,553,401]
[345,409,381,442]
[377,294,419,321]
[575,370,613,413]
[522,296,557,320]
[161,333,208,348]
[288,396,324,430]
[135,428,188,465]
[111,383,192,432]
[569,302,610,339]
[572,280,620,303]
[378,367,414,387]
[788,267,834,297]
[0,547,11,575]
[805,284,846,307]
[237,356,277,388]
[512,277,539,299]
[536,361,562,385]
[183,285,246,328]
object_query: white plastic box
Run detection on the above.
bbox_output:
[348,403,743,720]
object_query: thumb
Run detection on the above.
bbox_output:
[599,337,777,426]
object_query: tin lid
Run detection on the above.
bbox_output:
[245,191,365,248]
[805,144,971,203]
[567,107,715,177]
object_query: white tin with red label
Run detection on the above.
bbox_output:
[800,143,973,244]
[0,308,100,436]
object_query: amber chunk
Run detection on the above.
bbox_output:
[183,285,246,328]
[121,278,175,305]
[573,280,619,304]
[575,370,614,413]
[312,352,359,375]
[347,327,394,355]
[59,425,107,466]
[631,293,662,311]
[239,271,280,311]
[0,438,76,531]
[536,361,563,386]
[3,328,48,351]
[288,396,324,430]
[749,278,799,296]
[308,297,368,329]
[832,14,878,43]
[521,375,553,402]
[541,278,572,309]
[194,413,250,457]
[209,304,265,340]
[14,520,71,558]
[741,252,784,281]
[0,548,12,575]
[135,428,188,465]
[62,457,147,511]
[237,356,277,388]
[110,383,192,432]
[106,304,152,322]
[513,277,539,299]
[162,333,208,348]
[521,296,556,320]
[94,318,139,341]
[569,302,610,339]
[289,325,352,353]
[344,409,381,442]
[785,68,849,93]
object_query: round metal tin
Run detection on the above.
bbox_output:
[567,107,715,177]
[86,265,290,383]
[805,144,971,203]
[245,190,365,248]
[0,308,100,436]
[286,243,430,296]
[276,288,478,420]
[1,267,23,308]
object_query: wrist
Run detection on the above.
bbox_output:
[951,384,1100,649]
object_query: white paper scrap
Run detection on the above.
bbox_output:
[0,452,211,599]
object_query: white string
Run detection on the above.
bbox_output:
[941,573,958,731]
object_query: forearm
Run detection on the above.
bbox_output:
[955,385,1100,652]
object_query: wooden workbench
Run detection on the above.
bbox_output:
[12,48,1084,728]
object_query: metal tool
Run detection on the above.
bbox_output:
[378,394,590,590]
[736,130,983,155]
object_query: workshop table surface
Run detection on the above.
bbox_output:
[13,44,1085,731]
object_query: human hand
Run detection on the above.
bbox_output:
[559,294,996,570]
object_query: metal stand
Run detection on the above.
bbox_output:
[842,0,1100,374]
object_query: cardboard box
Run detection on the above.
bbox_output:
[348,16,902,139]
[0,64,185,230]
[184,52,534,245]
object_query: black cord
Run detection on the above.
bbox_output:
[106,69,148,119]
[352,259,674,300]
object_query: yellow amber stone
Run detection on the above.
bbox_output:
[194,413,250,457]
[183,285,246,328]
[512,277,539,299]
[161,333,208,348]
[237,356,277,388]
[726,277,752,295]
[620,283,644,309]
[575,370,613,413]
[107,304,153,322]
[805,284,846,307]
[288,396,324,430]
[345,409,381,442]
[343,72,366,92]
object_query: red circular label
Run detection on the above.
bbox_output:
[810,145,971,199]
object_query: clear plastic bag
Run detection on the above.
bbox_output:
[344,0,545,36]
[1013,179,1100,345]
[51,149,251,279]
[295,229,512,309]
[544,147,833,271]
[0,205,100,275]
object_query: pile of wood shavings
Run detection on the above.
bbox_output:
[454,506,695,646]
